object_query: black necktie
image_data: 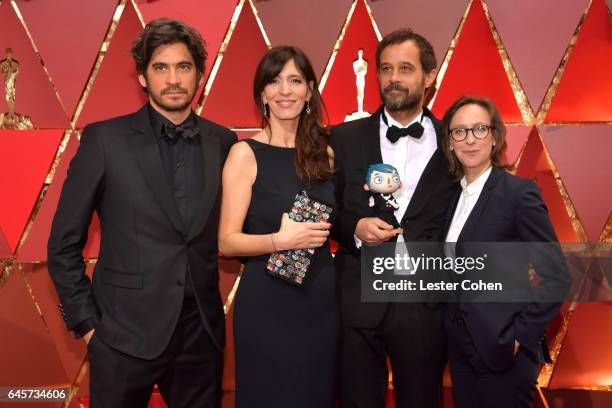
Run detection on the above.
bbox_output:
[161,121,200,141]
[382,112,424,143]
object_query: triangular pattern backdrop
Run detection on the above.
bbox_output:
[320,0,382,125]
[0,130,64,253]
[0,2,69,128]
[539,125,612,242]
[17,132,101,262]
[14,0,118,119]
[200,0,270,128]
[0,0,610,407]
[137,0,238,109]
[485,0,588,113]
[76,1,147,128]
[369,0,469,69]
[431,0,523,122]
[545,0,612,122]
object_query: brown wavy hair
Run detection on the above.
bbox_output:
[253,46,332,182]
[441,96,511,181]
[131,18,207,92]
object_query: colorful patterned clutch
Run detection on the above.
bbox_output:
[266,190,334,286]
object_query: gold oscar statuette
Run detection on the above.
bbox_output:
[345,48,371,122]
[0,48,34,130]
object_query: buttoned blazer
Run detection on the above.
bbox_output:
[48,105,236,359]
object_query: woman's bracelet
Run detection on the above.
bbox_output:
[271,232,278,252]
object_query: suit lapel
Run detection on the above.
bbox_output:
[400,107,447,222]
[442,186,462,240]
[362,107,384,167]
[188,118,220,240]
[457,168,504,243]
[128,105,186,236]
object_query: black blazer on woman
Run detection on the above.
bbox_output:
[442,167,571,371]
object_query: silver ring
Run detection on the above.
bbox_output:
[309,242,316,248]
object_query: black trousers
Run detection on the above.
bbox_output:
[88,296,222,408]
[445,315,540,408]
[340,302,446,408]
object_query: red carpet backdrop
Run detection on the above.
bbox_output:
[0,0,611,407]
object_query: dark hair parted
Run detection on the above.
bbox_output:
[131,18,207,88]
[253,46,332,183]
[376,28,437,73]
[441,96,511,181]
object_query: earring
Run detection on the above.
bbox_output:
[263,103,269,116]
[305,100,311,115]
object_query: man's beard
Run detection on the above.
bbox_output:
[149,85,196,112]
[380,81,424,112]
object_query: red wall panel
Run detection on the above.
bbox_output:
[321,0,382,125]
[0,1,610,406]
[432,0,523,122]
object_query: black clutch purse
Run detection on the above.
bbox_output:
[266,190,334,286]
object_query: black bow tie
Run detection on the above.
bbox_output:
[382,112,424,143]
[161,122,200,141]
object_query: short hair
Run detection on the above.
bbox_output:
[440,96,511,181]
[131,18,207,85]
[367,163,399,184]
[376,28,437,74]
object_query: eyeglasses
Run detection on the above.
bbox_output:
[449,124,495,142]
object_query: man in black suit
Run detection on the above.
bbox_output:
[331,29,457,407]
[47,19,236,407]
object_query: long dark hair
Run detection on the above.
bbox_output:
[253,46,332,182]
[441,95,511,181]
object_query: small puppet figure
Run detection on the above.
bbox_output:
[364,163,403,229]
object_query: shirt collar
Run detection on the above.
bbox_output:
[382,108,424,129]
[148,102,197,140]
[460,166,492,195]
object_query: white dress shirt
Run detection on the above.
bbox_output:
[355,109,437,247]
[380,109,438,226]
[445,166,492,244]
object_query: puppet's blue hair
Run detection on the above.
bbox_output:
[366,163,399,184]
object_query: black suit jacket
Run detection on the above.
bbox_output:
[442,168,571,371]
[47,105,236,359]
[330,106,457,327]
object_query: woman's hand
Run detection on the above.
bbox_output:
[274,213,331,251]
[513,340,520,357]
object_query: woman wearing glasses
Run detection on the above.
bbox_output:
[439,96,569,408]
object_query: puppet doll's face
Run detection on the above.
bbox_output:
[368,170,401,194]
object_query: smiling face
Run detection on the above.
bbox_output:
[261,58,312,123]
[368,170,401,194]
[138,42,203,115]
[449,103,495,180]
[377,40,436,112]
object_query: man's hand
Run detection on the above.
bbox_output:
[355,217,402,245]
[84,329,95,345]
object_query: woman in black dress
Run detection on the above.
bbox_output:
[219,46,338,407]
